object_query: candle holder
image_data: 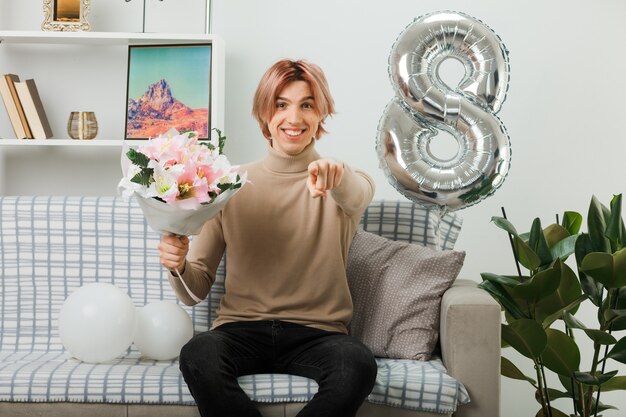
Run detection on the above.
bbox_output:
[67,111,98,140]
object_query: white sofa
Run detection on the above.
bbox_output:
[0,196,501,417]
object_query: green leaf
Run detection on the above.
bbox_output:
[512,261,561,303]
[550,234,578,262]
[543,223,570,248]
[478,280,527,320]
[211,127,226,154]
[604,308,626,326]
[601,375,626,391]
[606,194,623,249]
[606,336,626,364]
[575,233,603,306]
[562,211,583,235]
[513,235,541,271]
[604,289,626,331]
[588,195,611,253]
[126,148,150,168]
[541,328,580,377]
[582,248,626,289]
[491,216,520,236]
[502,319,547,359]
[534,406,569,417]
[536,262,582,322]
[563,312,617,345]
[501,356,536,384]
[480,272,521,288]
[535,388,570,402]
[573,370,618,386]
[541,295,587,328]
[130,168,154,187]
[530,218,553,266]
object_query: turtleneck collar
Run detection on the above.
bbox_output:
[262,140,320,173]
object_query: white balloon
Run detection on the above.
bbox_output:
[58,283,137,363]
[133,300,194,360]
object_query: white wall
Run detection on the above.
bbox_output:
[2,0,626,415]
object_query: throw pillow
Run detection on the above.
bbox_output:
[360,200,463,250]
[347,229,465,360]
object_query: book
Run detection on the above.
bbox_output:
[0,74,31,139]
[14,79,53,140]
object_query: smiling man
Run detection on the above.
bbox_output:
[159,59,377,417]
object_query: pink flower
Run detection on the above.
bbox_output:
[119,130,246,210]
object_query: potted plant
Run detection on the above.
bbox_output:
[480,194,626,417]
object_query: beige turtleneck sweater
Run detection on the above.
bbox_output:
[168,141,375,333]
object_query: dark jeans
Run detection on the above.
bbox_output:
[179,320,377,417]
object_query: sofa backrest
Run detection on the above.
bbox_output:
[0,196,461,352]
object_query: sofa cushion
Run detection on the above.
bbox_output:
[359,200,462,250]
[0,349,468,414]
[347,230,465,360]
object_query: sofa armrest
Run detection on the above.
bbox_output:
[440,279,501,417]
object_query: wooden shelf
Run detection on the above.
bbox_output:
[0,30,214,46]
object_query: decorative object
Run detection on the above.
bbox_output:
[42,0,91,32]
[125,44,212,140]
[67,111,98,140]
[480,194,626,417]
[347,230,465,360]
[133,300,194,360]
[377,11,511,213]
[58,282,137,363]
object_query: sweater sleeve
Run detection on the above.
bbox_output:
[330,164,375,217]
[167,212,226,306]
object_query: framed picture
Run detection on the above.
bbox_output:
[42,0,91,31]
[124,44,212,141]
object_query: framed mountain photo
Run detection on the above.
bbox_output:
[124,44,212,140]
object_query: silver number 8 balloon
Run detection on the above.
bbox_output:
[377,11,511,212]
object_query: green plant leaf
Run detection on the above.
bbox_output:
[573,370,618,386]
[541,328,580,376]
[534,406,569,417]
[541,295,587,328]
[535,388,570,402]
[601,375,626,391]
[536,262,582,322]
[491,216,519,236]
[604,289,626,331]
[604,308,626,326]
[563,312,617,345]
[606,336,626,364]
[550,235,578,262]
[502,319,547,359]
[588,195,611,253]
[575,233,603,306]
[513,235,541,271]
[582,249,626,289]
[478,281,527,320]
[512,261,561,303]
[480,272,521,288]
[501,356,536,385]
[530,218,553,266]
[606,194,623,250]
[130,168,154,187]
[562,211,583,236]
[544,223,570,248]
[126,148,150,168]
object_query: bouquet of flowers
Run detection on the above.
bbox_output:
[118,129,247,236]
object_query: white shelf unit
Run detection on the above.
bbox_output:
[0,30,225,147]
